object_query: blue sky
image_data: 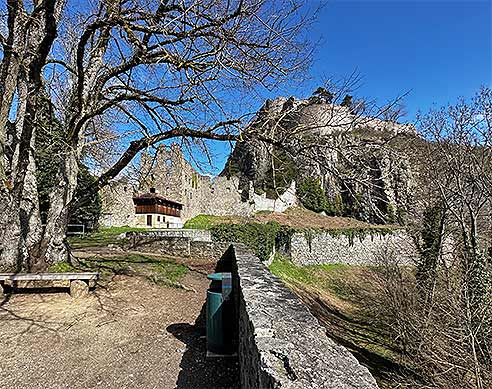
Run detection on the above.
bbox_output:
[193,1,492,174]
[304,0,492,120]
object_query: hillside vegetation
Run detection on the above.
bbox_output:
[184,207,398,232]
[269,255,418,388]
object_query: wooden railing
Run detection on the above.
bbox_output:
[135,204,181,217]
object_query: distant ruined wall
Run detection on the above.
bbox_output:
[289,230,418,266]
[220,244,378,389]
[99,181,136,227]
[139,143,298,221]
[99,142,299,227]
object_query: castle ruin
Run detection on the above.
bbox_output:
[99,143,298,227]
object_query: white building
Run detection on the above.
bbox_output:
[132,188,184,228]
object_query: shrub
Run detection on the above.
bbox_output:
[296,177,328,213]
[211,222,282,261]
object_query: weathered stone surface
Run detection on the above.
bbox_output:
[128,229,212,242]
[289,230,417,266]
[227,244,379,389]
[70,280,88,298]
[100,143,298,227]
[126,230,229,260]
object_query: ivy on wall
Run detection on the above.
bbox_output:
[210,221,396,261]
[211,222,284,261]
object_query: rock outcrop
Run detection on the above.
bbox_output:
[222,97,420,224]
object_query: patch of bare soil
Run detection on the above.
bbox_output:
[255,207,393,230]
[204,206,395,230]
[0,259,238,389]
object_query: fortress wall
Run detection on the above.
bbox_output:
[220,244,378,389]
[289,230,418,266]
[111,142,300,223]
[99,181,136,227]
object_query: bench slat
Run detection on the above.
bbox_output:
[0,272,99,281]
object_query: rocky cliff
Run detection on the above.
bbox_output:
[222,96,420,224]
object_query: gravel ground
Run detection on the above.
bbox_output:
[0,263,238,389]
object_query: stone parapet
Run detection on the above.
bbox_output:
[224,244,378,389]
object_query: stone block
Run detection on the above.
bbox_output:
[70,280,89,298]
[228,244,379,389]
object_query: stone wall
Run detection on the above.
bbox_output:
[125,230,228,260]
[99,180,136,227]
[220,244,378,389]
[289,230,417,266]
[100,143,299,226]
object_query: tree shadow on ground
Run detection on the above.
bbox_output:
[167,303,239,389]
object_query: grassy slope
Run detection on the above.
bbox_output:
[269,255,412,388]
[184,207,398,232]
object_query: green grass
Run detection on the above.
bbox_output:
[49,261,78,273]
[269,254,407,387]
[269,254,354,297]
[68,226,147,248]
[183,214,226,229]
[48,253,188,288]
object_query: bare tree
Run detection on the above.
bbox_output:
[0,0,317,269]
[371,87,492,388]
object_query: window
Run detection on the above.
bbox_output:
[146,215,152,226]
[157,216,160,222]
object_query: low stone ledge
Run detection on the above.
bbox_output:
[126,229,212,241]
[229,244,378,389]
[125,230,227,260]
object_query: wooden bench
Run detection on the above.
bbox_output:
[0,272,99,298]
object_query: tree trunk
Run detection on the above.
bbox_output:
[35,151,79,266]
[0,0,62,271]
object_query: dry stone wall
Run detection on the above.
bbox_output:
[222,244,378,389]
[125,230,229,260]
[289,230,417,266]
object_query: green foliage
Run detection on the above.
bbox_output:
[311,87,334,104]
[35,97,101,227]
[386,203,396,224]
[416,205,444,298]
[211,222,283,261]
[264,147,297,199]
[331,193,345,216]
[297,177,328,213]
[69,165,102,228]
[318,225,395,246]
[191,172,199,189]
[396,206,407,225]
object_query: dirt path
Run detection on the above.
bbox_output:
[0,262,238,389]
